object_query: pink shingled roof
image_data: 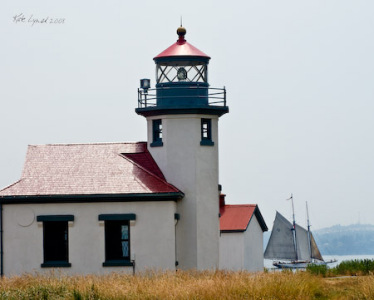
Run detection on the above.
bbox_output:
[0,142,180,197]
[220,205,257,231]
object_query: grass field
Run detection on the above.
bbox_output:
[0,269,374,299]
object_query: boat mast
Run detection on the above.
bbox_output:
[289,194,298,261]
[306,201,312,262]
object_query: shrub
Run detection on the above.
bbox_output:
[307,264,328,277]
[334,259,374,276]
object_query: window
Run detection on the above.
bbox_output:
[37,215,73,268]
[156,63,208,83]
[200,118,214,146]
[99,214,136,266]
[151,119,163,147]
[106,220,130,261]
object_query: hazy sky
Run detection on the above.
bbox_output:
[1,0,373,229]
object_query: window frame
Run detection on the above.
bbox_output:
[156,63,208,83]
[37,215,73,268]
[151,119,163,147]
[200,118,214,146]
[99,214,135,267]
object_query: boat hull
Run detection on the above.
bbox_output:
[273,259,337,269]
[273,261,310,269]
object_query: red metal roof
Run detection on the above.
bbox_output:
[0,142,181,197]
[220,204,268,232]
[154,41,210,59]
[220,205,257,231]
[123,152,166,180]
[154,27,210,59]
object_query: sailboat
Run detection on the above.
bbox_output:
[264,195,335,269]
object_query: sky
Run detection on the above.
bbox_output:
[1,0,373,230]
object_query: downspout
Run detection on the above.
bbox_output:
[0,203,3,277]
[174,213,180,270]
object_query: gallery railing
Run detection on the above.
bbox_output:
[137,86,226,109]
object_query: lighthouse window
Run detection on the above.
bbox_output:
[156,64,207,83]
[200,118,214,146]
[151,119,163,147]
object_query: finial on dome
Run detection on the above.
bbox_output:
[177,17,186,43]
[177,25,186,43]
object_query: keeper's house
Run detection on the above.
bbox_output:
[0,26,267,275]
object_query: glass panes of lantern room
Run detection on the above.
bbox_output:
[156,63,208,83]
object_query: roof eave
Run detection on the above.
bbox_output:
[220,229,246,233]
[0,192,184,204]
[254,206,268,232]
[153,55,211,63]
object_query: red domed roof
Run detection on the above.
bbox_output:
[154,27,210,60]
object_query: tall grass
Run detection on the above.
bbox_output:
[0,270,373,299]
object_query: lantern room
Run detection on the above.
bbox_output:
[154,26,209,85]
[136,26,228,117]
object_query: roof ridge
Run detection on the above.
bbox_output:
[119,154,182,194]
[0,179,23,194]
[122,152,165,180]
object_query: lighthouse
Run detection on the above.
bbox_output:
[0,24,269,276]
[136,26,228,270]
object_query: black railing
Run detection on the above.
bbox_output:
[137,86,226,109]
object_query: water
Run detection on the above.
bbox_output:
[264,254,374,270]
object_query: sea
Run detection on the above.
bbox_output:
[264,255,374,270]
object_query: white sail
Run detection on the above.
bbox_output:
[264,211,297,260]
[295,224,311,261]
[310,232,324,261]
[265,200,328,268]
[265,211,324,262]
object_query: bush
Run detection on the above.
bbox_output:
[307,264,328,277]
[334,259,374,276]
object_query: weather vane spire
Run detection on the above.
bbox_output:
[177,17,186,43]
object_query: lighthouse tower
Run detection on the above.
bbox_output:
[136,26,228,270]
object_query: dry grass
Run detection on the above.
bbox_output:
[0,270,373,299]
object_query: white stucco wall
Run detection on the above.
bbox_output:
[2,201,176,276]
[219,232,243,270]
[243,216,264,272]
[147,114,220,270]
[219,217,264,272]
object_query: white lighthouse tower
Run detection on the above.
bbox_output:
[136,26,228,269]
